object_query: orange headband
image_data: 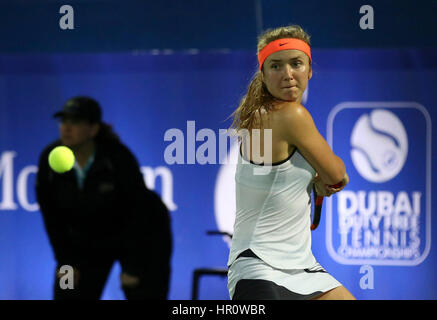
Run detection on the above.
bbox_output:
[258,38,312,70]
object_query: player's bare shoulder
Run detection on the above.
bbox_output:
[272,101,313,132]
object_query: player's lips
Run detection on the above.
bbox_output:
[282,85,297,89]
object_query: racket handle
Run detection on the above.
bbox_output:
[310,219,320,231]
[311,196,324,230]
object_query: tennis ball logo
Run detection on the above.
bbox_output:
[48,146,75,173]
[350,109,408,183]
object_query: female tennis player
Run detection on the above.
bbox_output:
[227,25,355,300]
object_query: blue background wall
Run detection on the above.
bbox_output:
[0,0,435,300]
[1,0,435,53]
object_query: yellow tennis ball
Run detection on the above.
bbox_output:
[48,146,75,173]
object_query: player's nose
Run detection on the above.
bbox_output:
[283,64,294,80]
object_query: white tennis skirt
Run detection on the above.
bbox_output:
[228,256,342,300]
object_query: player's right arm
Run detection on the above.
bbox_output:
[277,102,345,185]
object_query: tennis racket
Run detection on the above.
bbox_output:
[311,181,343,231]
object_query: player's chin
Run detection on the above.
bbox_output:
[279,94,299,103]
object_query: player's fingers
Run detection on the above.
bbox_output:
[325,186,341,195]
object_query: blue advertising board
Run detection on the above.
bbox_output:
[0,48,435,299]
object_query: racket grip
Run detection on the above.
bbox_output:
[315,196,324,206]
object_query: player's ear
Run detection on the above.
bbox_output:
[308,64,313,80]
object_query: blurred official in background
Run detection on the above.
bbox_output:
[36,96,172,300]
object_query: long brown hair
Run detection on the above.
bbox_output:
[230,25,311,131]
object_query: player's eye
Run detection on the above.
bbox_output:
[292,61,302,67]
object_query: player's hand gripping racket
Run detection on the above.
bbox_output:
[311,180,343,231]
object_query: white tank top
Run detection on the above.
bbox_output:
[227,146,317,269]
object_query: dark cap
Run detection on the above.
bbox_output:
[53,96,102,123]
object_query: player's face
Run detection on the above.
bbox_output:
[59,118,98,148]
[262,49,312,103]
